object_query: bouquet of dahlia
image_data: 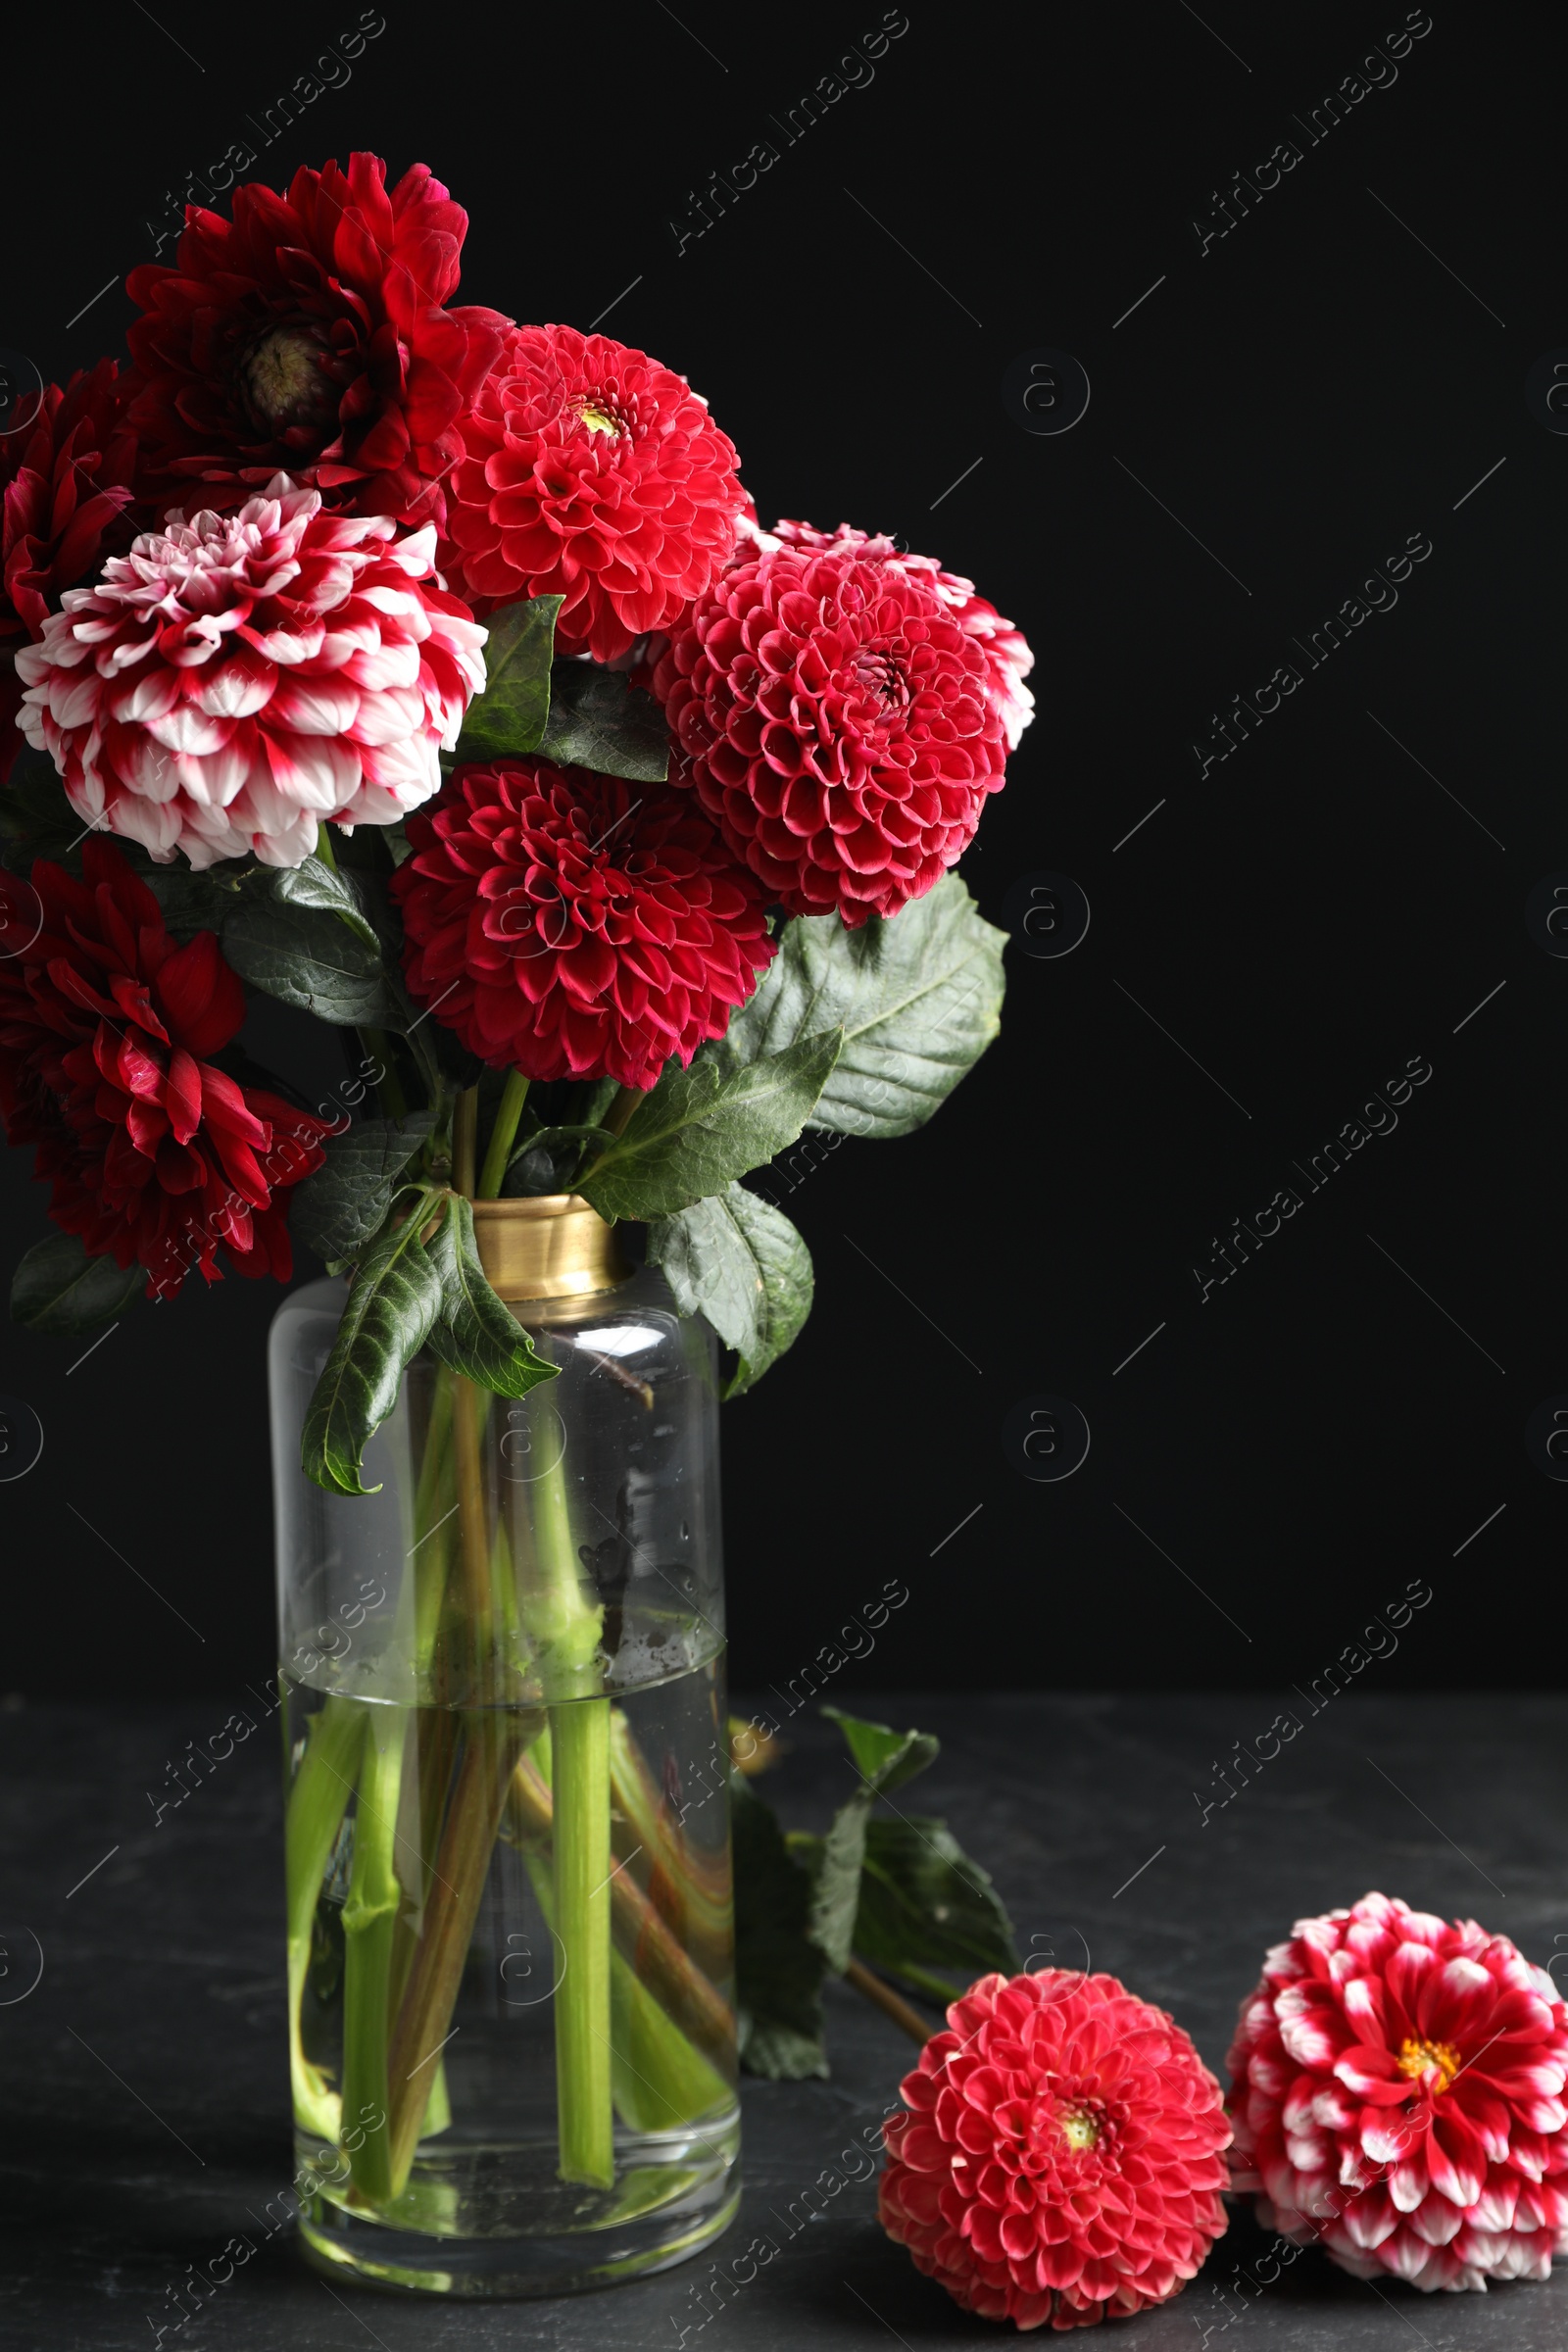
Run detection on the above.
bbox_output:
[0,153,1030,2278]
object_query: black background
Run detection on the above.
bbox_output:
[1,0,1560,1701]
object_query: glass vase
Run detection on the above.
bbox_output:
[267,1196,740,2296]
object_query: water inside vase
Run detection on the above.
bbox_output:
[281,1653,740,2294]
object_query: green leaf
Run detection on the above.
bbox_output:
[0,755,97,874]
[423,1194,559,1398]
[712,874,1006,1139]
[853,1815,1020,2006]
[577,1031,842,1223]
[536,662,670,782]
[291,1112,438,1264]
[142,859,260,941]
[807,1708,941,1974]
[272,855,381,951]
[647,1183,813,1396]
[730,1773,828,2080]
[223,877,409,1029]
[301,1201,445,1495]
[10,1231,144,1333]
[500,1125,617,1199]
[451,595,563,763]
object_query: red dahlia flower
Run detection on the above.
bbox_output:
[765,516,1035,752]
[652,540,1007,924]
[1228,1889,1568,2291]
[437,324,745,662]
[124,154,509,525]
[390,757,774,1091]
[0,361,140,779]
[0,842,331,1296]
[880,1969,1231,2331]
[16,478,485,870]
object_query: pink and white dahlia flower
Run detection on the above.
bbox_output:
[1228,1890,1568,2292]
[17,477,485,869]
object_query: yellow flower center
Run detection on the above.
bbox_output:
[1396,2036,1460,2092]
[1058,2105,1101,2151]
[242,327,326,429]
[576,402,620,437]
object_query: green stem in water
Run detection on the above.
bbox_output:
[549,1697,614,2184]
[339,1704,409,2205]
[477,1069,529,1201]
[283,1694,366,2142]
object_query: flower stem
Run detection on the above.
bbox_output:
[339,1704,410,2205]
[844,1956,932,2047]
[452,1085,478,1200]
[550,1697,615,2184]
[477,1070,529,1200]
[314,821,338,869]
[283,1693,366,2141]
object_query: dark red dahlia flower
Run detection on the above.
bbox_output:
[1229,1890,1568,2290]
[652,540,1007,925]
[880,1970,1231,2331]
[124,154,509,526]
[437,324,745,662]
[390,757,774,1090]
[0,842,331,1296]
[0,361,139,778]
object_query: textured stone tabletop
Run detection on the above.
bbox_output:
[2,1690,1565,2351]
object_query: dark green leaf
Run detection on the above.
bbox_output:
[423,1195,559,1398]
[0,755,97,874]
[853,1815,1020,2005]
[273,855,381,951]
[577,1031,842,1223]
[451,595,563,763]
[711,875,1006,1139]
[500,1125,617,1199]
[291,1112,438,1263]
[648,1183,813,1396]
[808,1708,941,1974]
[10,1231,144,1334]
[142,859,260,941]
[223,883,409,1029]
[301,1201,445,1495]
[537,662,670,783]
[731,1772,828,2080]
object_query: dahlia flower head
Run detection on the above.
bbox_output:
[758,514,1035,752]
[879,1969,1231,2331]
[437,322,745,661]
[0,842,331,1295]
[1228,1890,1568,2292]
[124,154,509,525]
[653,531,1009,926]
[0,360,140,778]
[390,755,774,1092]
[16,477,485,870]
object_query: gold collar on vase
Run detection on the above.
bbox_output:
[470,1195,628,1305]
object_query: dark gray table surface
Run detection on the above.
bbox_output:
[3,1690,1565,2352]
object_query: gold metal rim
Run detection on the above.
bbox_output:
[470,1195,628,1303]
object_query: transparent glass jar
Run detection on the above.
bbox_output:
[267,1197,739,2296]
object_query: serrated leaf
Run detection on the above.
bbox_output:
[577,1031,842,1223]
[808,1708,941,1974]
[223,886,408,1029]
[712,874,1006,1138]
[291,1112,438,1263]
[272,855,381,951]
[451,595,563,763]
[853,1815,1020,2005]
[536,662,670,782]
[10,1231,144,1333]
[423,1195,559,1398]
[648,1183,813,1396]
[731,1772,828,2080]
[301,1201,444,1495]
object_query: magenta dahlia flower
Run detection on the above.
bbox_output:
[437,323,745,662]
[0,842,331,1295]
[16,478,485,870]
[652,539,1007,925]
[124,154,509,525]
[390,756,774,1090]
[0,361,140,778]
[1228,1890,1568,2291]
[879,1970,1231,2330]
[766,517,1035,751]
